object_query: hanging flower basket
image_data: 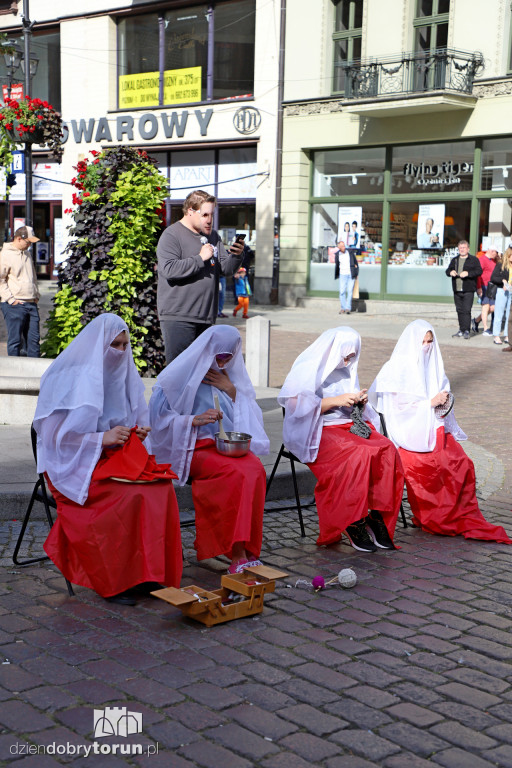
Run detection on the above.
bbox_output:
[0,96,64,171]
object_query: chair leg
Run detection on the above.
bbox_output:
[290,458,306,537]
[266,446,284,495]
[12,479,51,566]
[400,502,408,529]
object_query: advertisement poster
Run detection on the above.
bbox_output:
[338,206,362,249]
[417,203,445,249]
[118,66,201,108]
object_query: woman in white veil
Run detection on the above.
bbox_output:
[149,325,269,574]
[369,319,510,543]
[278,327,404,553]
[34,314,183,605]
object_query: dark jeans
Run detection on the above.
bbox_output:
[1,301,40,356]
[160,319,211,364]
[453,291,474,333]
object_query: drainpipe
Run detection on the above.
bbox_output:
[269,0,286,304]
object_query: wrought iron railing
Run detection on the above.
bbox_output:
[335,48,484,100]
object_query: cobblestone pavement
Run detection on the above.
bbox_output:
[2,292,512,766]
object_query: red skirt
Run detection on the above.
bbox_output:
[400,428,511,543]
[307,423,405,547]
[189,440,266,561]
[44,470,183,598]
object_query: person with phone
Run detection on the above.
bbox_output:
[369,319,510,543]
[157,190,244,362]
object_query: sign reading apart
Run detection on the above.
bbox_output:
[119,67,202,108]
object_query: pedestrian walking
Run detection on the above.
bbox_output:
[334,240,359,314]
[473,246,499,335]
[489,246,512,345]
[446,240,482,339]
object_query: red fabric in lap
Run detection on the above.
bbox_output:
[44,468,183,597]
[307,423,405,547]
[94,429,177,481]
[189,439,266,561]
[400,428,511,543]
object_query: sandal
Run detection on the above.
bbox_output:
[227,558,263,574]
[494,338,503,345]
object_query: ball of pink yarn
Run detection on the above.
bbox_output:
[312,575,325,591]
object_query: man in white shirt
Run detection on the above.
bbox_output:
[334,240,359,314]
[0,225,40,356]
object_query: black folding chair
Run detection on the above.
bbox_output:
[264,409,316,537]
[378,412,408,529]
[12,425,74,596]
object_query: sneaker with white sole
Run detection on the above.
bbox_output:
[482,329,493,336]
[366,511,395,550]
[345,519,378,553]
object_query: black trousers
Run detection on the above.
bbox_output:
[160,319,211,364]
[453,291,474,333]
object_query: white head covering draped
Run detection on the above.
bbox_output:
[149,325,269,485]
[34,314,149,505]
[368,319,466,452]
[277,327,380,463]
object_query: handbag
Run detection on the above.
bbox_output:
[486,282,498,301]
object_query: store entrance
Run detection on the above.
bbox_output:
[10,201,62,278]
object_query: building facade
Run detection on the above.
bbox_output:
[280,0,512,303]
[0,0,280,299]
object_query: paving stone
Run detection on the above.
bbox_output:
[378,722,450,757]
[429,721,497,750]
[329,729,400,761]
[383,754,438,768]
[481,745,512,767]
[229,703,298,741]
[327,757,382,768]
[179,683,242,711]
[443,666,510,694]
[204,722,279,760]
[261,753,317,768]
[436,682,502,709]
[329,699,392,729]
[179,740,252,768]
[230,683,294,712]
[276,704,348,736]
[432,747,498,768]
[431,701,501,730]
[386,702,444,727]
[293,661,358,691]
[278,678,340,706]
[243,661,291,685]
[389,682,441,706]
[280,731,341,761]
[347,685,401,709]
[0,698,55,732]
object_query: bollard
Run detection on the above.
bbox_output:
[245,316,270,387]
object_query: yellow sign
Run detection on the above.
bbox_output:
[119,67,202,108]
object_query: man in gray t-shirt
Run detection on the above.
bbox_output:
[157,190,244,363]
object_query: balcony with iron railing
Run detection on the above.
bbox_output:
[335,48,484,116]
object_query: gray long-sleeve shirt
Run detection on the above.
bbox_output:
[157,221,242,324]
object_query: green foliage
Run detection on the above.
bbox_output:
[41,147,167,374]
[40,285,83,358]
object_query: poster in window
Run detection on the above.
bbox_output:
[118,67,202,108]
[338,206,362,250]
[417,204,445,249]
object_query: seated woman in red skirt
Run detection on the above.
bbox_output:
[149,325,270,574]
[34,314,183,605]
[278,327,404,553]
[369,319,510,543]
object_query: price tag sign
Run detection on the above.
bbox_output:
[11,151,24,174]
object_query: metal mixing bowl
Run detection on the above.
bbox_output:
[214,431,252,457]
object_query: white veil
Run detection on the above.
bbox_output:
[368,319,466,451]
[34,314,149,505]
[149,325,269,485]
[277,327,380,463]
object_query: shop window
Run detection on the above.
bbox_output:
[386,199,470,297]
[0,29,61,111]
[332,0,363,95]
[310,202,382,296]
[313,147,385,197]
[481,138,512,194]
[478,199,512,254]
[117,0,255,109]
[392,141,474,195]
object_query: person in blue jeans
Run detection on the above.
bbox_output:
[334,240,359,314]
[0,225,41,357]
[489,247,512,345]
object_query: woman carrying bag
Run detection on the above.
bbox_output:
[489,247,512,345]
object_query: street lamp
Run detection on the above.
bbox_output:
[2,40,22,98]
[19,51,38,79]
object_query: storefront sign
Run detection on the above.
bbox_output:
[403,160,473,187]
[118,67,202,108]
[69,109,214,144]
[233,106,261,135]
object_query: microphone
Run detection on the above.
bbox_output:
[200,235,215,266]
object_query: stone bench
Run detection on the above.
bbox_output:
[0,357,52,425]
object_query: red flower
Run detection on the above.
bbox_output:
[83,192,90,197]
[90,150,99,157]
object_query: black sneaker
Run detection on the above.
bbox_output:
[471,318,479,334]
[452,331,463,337]
[463,330,470,339]
[345,518,378,553]
[366,511,395,550]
